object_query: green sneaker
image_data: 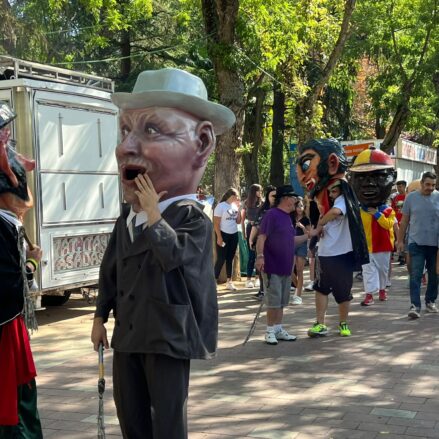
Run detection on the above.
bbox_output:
[307,322,328,338]
[338,321,351,337]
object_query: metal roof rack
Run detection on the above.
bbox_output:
[0,55,114,92]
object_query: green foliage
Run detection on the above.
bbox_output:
[3,0,438,191]
[351,0,439,141]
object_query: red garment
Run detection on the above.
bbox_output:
[0,316,36,425]
[391,193,406,224]
[315,177,343,215]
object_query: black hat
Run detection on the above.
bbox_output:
[0,101,16,129]
[275,185,298,199]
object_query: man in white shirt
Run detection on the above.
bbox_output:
[307,180,355,338]
[91,68,235,439]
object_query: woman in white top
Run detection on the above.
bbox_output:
[214,188,241,290]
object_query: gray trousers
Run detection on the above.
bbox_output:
[113,351,190,439]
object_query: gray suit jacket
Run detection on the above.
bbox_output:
[95,200,218,360]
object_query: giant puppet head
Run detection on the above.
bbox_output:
[296,138,349,213]
[349,148,396,207]
[110,68,236,211]
[0,101,35,219]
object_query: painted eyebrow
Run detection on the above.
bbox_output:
[297,153,315,165]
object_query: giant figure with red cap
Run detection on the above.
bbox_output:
[90,68,235,439]
[349,147,397,306]
[0,102,43,438]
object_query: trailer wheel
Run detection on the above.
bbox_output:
[41,292,71,306]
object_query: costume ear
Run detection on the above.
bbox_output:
[327,153,340,176]
[194,121,215,168]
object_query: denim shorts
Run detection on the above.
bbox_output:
[295,243,307,258]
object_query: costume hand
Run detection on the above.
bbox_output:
[26,245,42,263]
[134,173,166,225]
[91,318,109,351]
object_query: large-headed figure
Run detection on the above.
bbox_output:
[296,138,349,214]
[91,68,235,439]
[350,148,396,306]
[349,148,397,307]
[296,138,368,339]
[0,102,43,438]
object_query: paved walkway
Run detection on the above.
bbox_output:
[32,262,439,438]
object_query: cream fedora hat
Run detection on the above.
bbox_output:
[111,68,236,135]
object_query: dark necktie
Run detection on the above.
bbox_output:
[132,221,144,241]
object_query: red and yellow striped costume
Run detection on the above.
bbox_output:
[360,205,395,253]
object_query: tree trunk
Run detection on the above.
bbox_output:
[270,83,286,186]
[375,114,386,139]
[380,103,411,153]
[120,29,131,81]
[242,86,266,188]
[202,0,245,282]
[201,0,245,200]
[380,82,413,153]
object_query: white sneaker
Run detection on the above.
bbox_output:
[304,282,314,291]
[290,286,296,292]
[226,281,237,291]
[254,278,260,288]
[291,295,303,305]
[275,329,297,341]
[245,280,254,288]
[265,331,278,345]
[426,302,438,313]
[408,305,420,319]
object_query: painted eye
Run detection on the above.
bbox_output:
[120,126,130,139]
[301,160,311,172]
[144,125,159,135]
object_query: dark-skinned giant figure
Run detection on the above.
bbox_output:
[349,148,397,306]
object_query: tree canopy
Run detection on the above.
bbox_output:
[1,0,437,194]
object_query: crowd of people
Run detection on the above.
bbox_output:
[2,64,438,439]
[214,168,439,345]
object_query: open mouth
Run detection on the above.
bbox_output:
[360,190,378,199]
[121,165,147,181]
[305,178,316,190]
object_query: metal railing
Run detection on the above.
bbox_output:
[0,55,114,92]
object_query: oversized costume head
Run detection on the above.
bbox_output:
[296,138,349,214]
[111,68,236,208]
[0,102,35,219]
[297,137,370,269]
[349,148,396,207]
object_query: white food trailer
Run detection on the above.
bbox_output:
[0,56,120,305]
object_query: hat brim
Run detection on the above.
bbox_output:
[111,90,236,135]
[276,192,298,198]
[350,164,394,172]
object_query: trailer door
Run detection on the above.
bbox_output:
[34,91,120,291]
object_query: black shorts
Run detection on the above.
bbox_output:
[314,252,354,304]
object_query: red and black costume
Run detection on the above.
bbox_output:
[0,102,42,439]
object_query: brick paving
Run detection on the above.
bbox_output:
[31,261,439,438]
